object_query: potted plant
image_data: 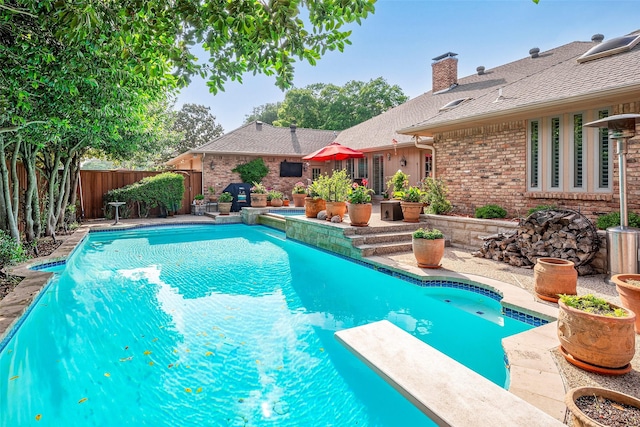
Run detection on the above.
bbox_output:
[347,178,374,227]
[208,186,217,202]
[314,169,351,220]
[193,194,205,205]
[269,190,284,207]
[400,186,424,223]
[282,195,290,207]
[558,294,636,374]
[250,182,268,207]
[565,386,640,427]
[612,273,640,334]
[217,192,233,215]
[534,258,578,303]
[304,181,325,218]
[388,169,409,199]
[412,228,445,268]
[292,181,307,207]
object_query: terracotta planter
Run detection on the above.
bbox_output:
[400,201,422,223]
[271,198,283,207]
[292,193,306,207]
[534,257,577,302]
[412,237,445,268]
[348,203,372,227]
[251,193,267,207]
[283,200,290,207]
[565,386,640,427]
[305,197,326,218]
[325,201,347,220]
[558,299,636,373]
[218,202,232,215]
[612,273,640,334]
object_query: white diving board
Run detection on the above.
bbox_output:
[334,320,565,427]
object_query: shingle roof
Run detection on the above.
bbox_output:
[400,34,640,134]
[335,39,611,148]
[192,121,337,156]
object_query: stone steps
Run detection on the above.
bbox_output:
[345,223,427,257]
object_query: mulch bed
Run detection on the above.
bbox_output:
[0,236,63,302]
[575,395,640,427]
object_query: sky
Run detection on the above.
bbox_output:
[175,0,640,133]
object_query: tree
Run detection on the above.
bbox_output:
[244,102,282,125]
[172,104,224,153]
[272,78,408,130]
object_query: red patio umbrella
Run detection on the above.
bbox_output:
[302,142,364,161]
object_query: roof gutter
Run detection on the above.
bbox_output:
[414,136,436,179]
[397,82,640,136]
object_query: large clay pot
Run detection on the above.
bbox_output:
[534,258,577,302]
[292,193,306,207]
[348,203,372,227]
[305,197,326,218]
[557,299,636,372]
[400,201,422,223]
[412,237,445,268]
[566,386,640,427]
[218,202,232,215]
[325,201,347,220]
[271,198,283,207]
[251,193,267,208]
[612,273,640,334]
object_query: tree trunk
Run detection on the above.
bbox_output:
[0,136,20,241]
[9,138,20,226]
[21,142,41,243]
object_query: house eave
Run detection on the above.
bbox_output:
[397,83,640,137]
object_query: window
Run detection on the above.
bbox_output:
[425,153,433,178]
[357,157,368,178]
[333,160,343,171]
[312,168,321,180]
[571,113,584,189]
[345,159,355,178]
[528,120,540,189]
[597,109,611,189]
[549,117,561,189]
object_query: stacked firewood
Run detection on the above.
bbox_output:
[473,209,601,275]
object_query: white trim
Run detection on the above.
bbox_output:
[527,119,542,191]
[569,112,586,192]
[546,116,563,191]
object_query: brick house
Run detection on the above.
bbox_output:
[167,121,336,199]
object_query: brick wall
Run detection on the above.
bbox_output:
[432,57,458,93]
[203,155,313,198]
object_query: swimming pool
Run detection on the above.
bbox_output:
[0,224,533,426]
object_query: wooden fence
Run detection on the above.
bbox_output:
[79,170,202,219]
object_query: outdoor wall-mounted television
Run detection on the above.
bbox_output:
[279,161,303,177]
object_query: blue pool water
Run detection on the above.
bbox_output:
[0,224,533,426]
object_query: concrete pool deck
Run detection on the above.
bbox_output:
[1,212,639,425]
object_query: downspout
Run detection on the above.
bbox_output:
[414,136,436,178]
[201,153,205,201]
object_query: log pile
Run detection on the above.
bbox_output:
[473,209,601,275]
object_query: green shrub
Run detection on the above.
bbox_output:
[313,169,352,202]
[0,230,26,269]
[475,204,507,219]
[526,205,557,216]
[232,158,269,184]
[559,294,627,317]
[421,177,452,215]
[400,186,423,203]
[103,172,185,218]
[218,192,233,202]
[596,211,640,230]
[412,228,444,240]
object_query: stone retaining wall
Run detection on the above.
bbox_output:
[285,217,362,259]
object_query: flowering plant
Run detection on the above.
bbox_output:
[347,179,374,204]
[268,190,283,201]
[401,186,424,203]
[387,169,409,198]
[251,182,267,194]
[292,182,307,194]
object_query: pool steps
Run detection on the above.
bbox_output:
[335,320,565,427]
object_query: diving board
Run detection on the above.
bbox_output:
[334,320,565,427]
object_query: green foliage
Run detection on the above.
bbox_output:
[0,230,27,268]
[194,194,205,201]
[559,294,627,317]
[244,102,282,125]
[172,103,224,154]
[527,205,557,216]
[347,181,374,204]
[272,78,408,130]
[387,170,409,197]
[218,192,233,203]
[400,186,423,203]
[250,182,267,194]
[103,172,185,217]
[475,204,507,219]
[292,182,307,194]
[596,211,640,230]
[412,228,444,240]
[268,190,284,200]
[421,177,452,215]
[232,158,269,184]
[313,169,352,202]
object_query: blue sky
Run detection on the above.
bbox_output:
[176,0,640,132]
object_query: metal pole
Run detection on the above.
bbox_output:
[616,135,628,227]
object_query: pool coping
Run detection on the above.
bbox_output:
[0,222,567,423]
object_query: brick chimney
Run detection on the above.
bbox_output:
[432,52,458,93]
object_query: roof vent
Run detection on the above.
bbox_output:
[529,47,540,58]
[476,66,485,75]
[256,121,263,131]
[290,124,297,133]
[591,34,605,43]
[439,97,471,111]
